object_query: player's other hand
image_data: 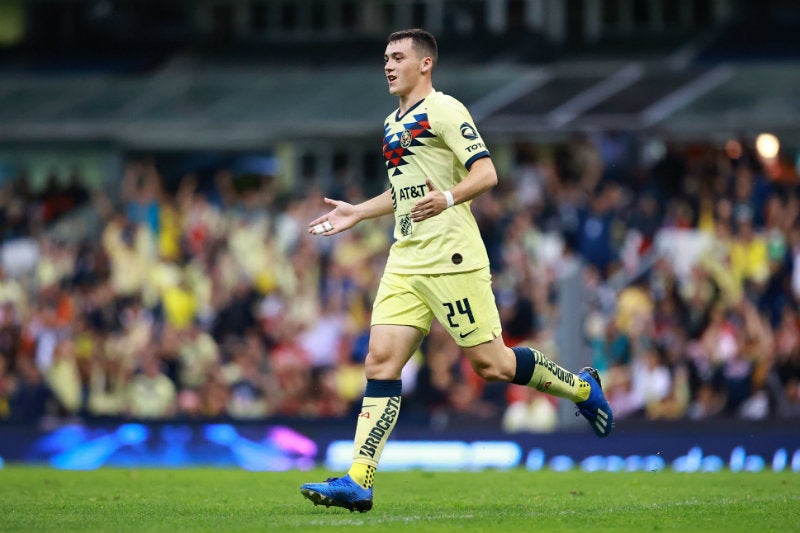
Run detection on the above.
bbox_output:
[411,179,447,222]
[308,197,356,236]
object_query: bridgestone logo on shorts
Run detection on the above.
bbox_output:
[358,396,401,458]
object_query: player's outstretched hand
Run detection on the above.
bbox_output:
[308,197,357,236]
[410,179,448,223]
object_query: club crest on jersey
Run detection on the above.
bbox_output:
[400,129,413,148]
[383,113,434,177]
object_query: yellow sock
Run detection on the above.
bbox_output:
[347,462,376,489]
[347,380,402,490]
[529,348,590,402]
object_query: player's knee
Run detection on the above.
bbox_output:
[470,359,505,382]
[364,350,401,380]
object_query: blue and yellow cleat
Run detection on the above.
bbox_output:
[575,367,613,437]
[300,474,373,513]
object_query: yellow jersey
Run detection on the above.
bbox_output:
[382,89,490,274]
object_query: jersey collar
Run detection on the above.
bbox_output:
[395,89,435,121]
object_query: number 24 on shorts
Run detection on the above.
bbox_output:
[442,297,475,328]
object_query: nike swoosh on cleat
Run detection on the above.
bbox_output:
[459,328,478,338]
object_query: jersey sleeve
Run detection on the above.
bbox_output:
[432,96,490,170]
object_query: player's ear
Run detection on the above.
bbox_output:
[421,56,433,73]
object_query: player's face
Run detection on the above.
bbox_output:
[384,38,427,97]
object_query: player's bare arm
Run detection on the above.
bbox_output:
[309,189,395,236]
[410,156,497,222]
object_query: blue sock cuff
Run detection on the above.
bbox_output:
[365,379,402,397]
[511,346,535,385]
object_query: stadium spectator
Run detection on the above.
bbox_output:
[126,353,176,419]
[44,339,82,416]
[0,109,798,433]
[8,357,53,422]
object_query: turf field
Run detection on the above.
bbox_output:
[1,467,798,532]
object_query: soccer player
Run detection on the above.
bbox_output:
[300,28,613,512]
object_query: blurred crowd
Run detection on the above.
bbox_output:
[1,132,799,432]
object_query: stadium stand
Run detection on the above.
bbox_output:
[0,0,799,433]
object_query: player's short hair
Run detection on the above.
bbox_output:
[387,28,438,66]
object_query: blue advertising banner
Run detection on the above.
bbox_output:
[1,419,798,473]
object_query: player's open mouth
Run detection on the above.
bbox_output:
[387,76,396,83]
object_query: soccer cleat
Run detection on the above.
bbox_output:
[575,367,613,437]
[300,474,373,513]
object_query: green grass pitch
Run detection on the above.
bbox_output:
[1,467,798,532]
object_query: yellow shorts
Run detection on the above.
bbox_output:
[371,266,502,347]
